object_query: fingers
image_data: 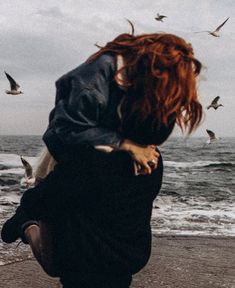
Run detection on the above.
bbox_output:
[148,159,158,170]
[150,144,157,150]
[148,150,160,171]
[154,150,160,157]
[136,163,148,175]
[144,163,152,175]
[153,152,160,161]
[137,160,152,175]
[137,148,160,175]
[123,141,160,175]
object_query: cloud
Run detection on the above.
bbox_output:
[0,0,234,136]
[35,6,65,19]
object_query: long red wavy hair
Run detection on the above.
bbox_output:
[89,33,203,134]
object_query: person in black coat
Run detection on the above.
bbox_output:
[1,32,203,288]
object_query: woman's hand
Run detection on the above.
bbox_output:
[120,139,160,175]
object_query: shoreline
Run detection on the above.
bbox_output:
[0,235,235,288]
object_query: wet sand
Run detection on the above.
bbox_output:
[0,235,235,288]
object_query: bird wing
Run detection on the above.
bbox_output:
[126,18,135,35]
[206,129,216,139]
[211,96,220,105]
[156,15,167,19]
[20,156,33,178]
[214,17,229,32]
[4,72,20,91]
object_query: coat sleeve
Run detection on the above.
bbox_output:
[43,55,122,162]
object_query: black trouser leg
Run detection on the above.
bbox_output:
[24,221,59,277]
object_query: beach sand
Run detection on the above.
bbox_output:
[0,235,234,288]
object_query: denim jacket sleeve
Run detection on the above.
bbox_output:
[43,54,122,162]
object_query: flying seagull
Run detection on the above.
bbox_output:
[206,129,218,144]
[4,71,23,95]
[155,13,167,22]
[195,17,229,37]
[207,96,223,110]
[20,156,35,187]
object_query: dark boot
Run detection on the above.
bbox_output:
[1,207,38,244]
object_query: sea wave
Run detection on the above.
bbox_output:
[152,195,235,236]
[0,153,37,170]
[0,168,24,175]
[164,160,234,169]
[1,153,234,175]
[204,162,234,168]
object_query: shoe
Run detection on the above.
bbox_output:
[1,208,38,244]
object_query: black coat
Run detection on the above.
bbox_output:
[20,53,175,280]
[21,147,164,278]
[43,53,174,162]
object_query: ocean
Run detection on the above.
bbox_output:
[0,135,234,264]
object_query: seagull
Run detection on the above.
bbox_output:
[4,71,23,95]
[207,96,223,110]
[195,17,229,37]
[20,156,35,187]
[206,129,218,144]
[155,13,167,22]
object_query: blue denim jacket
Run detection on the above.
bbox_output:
[43,53,175,162]
[43,54,124,161]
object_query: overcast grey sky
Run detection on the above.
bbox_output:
[0,0,234,137]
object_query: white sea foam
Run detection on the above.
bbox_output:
[0,153,37,166]
[0,153,38,175]
[164,172,183,179]
[0,194,20,205]
[152,195,235,236]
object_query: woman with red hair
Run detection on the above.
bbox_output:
[2,32,202,288]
